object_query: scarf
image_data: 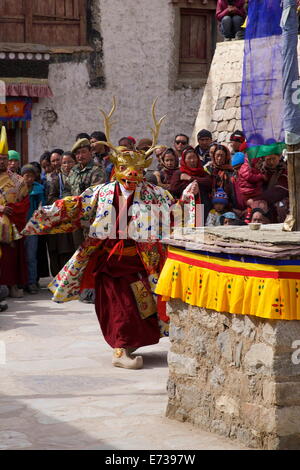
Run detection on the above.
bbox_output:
[180,148,206,177]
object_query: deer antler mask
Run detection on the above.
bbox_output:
[95,97,166,191]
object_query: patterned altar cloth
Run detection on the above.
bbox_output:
[155,246,300,320]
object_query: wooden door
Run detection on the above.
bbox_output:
[179,8,213,78]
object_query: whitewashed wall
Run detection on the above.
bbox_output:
[29,0,203,159]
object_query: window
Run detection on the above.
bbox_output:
[0,0,87,46]
[179,8,215,79]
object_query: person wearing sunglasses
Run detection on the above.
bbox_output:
[174,134,189,161]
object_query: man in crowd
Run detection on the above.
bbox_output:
[195,129,213,165]
[174,134,189,161]
[8,150,21,174]
[63,138,105,248]
[50,149,63,176]
[0,127,29,298]
[229,130,246,155]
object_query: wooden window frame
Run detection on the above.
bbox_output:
[0,0,87,46]
[177,6,216,85]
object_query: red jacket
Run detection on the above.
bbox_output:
[231,159,265,209]
[216,0,246,21]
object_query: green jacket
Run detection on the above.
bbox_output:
[62,161,105,197]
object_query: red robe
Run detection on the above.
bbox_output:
[92,184,161,348]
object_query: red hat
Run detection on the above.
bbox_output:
[127,136,136,144]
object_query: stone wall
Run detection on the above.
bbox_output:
[166,299,300,450]
[192,40,244,146]
[29,0,204,159]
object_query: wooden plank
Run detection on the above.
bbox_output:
[33,0,55,17]
[0,0,24,16]
[24,0,33,43]
[73,0,79,18]
[0,24,24,42]
[55,0,65,20]
[180,14,191,59]
[79,0,86,45]
[65,0,74,18]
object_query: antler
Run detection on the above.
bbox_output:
[97,97,119,155]
[145,98,167,157]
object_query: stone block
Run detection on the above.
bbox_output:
[224,97,236,109]
[224,107,237,121]
[169,324,184,342]
[167,378,176,399]
[227,119,236,132]
[235,96,241,107]
[212,120,218,132]
[220,83,237,98]
[210,366,225,387]
[263,381,276,405]
[235,341,243,367]
[217,331,233,362]
[262,322,277,346]
[243,316,258,339]
[216,395,239,417]
[215,97,227,110]
[218,131,227,143]
[213,109,224,122]
[168,352,197,377]
[244,343,273,373]
[195,308,219,329]
[235,107,241,120]
[217,120,229,132]
[232,315,245,334]
[235,120,242,131]
[241,403,276,433]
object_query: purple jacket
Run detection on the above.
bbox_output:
[216,0,246,21]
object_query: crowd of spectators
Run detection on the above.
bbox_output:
[0,123,289,311]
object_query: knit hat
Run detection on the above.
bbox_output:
[212,188,228,205]
[230,130,245,143]
[21,164,37,176]
[197,129,212,140]
[8,150,21,161]
[231,152,245,167]
[220,212,238,225]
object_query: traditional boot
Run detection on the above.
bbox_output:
[112,348,143,369]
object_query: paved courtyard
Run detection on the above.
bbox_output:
[0,284,247,450]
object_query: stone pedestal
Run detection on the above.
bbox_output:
[166,299,300,450]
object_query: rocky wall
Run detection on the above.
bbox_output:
[166,299,300,450]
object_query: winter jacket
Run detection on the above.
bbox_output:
[216,0,246,21]
[231,159,265,209]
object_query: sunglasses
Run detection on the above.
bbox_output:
[175,140,187,145]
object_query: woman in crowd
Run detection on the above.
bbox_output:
[170,146,212,220]
[250,208,271,225]
[205,144,233,196]
[47,151,77,277]
[153,148,178,190]
[21,164,45,294]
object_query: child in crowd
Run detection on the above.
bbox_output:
[230,152,266,210]
[220,211,245,226]
[206,188,229,226]
[153,148,178,190]
[21,164,45,294]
